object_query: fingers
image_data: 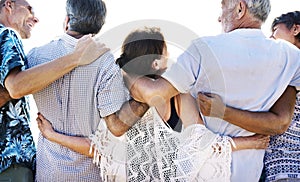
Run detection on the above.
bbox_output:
[96,42,110,54]
[93,36,110,54]
[36,112,51,126]
[255,135,270,149]
[37,112,45,120]
[198,92,210,103]
[79,34,92,42]
[36,117,42,126]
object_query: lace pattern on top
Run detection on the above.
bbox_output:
[90,107,232,181]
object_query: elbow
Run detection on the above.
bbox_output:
[109,128,125,137]
[104,115,128,137]
[6,86,24,99]
[5,80,28,99]
[144,89,167,107]
[275,120,291,135]
[268,117,291,135]
[9,93,23,100]
[106,124,126,137]
[113,132,125,137]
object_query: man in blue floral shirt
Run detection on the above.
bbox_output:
[0,0,108,181]
[0,22,36,181]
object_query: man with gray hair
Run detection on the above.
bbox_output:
[125,0,300,181]
[26,0,148,181]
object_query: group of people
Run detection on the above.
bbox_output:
[0,0,300,181]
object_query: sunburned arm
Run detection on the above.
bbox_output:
[104,99,149,137]
[36,113,94,158]
[198,86,296,135]
[5,35,109,99]
[123,72,179,107]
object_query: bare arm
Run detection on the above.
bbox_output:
[176,93,269,151]
[123,72,179,106]
[231,134,270,151]
[0,85,11,107]
[104,99,149,137]
[175,93,204,127]
[36,113,93,158]
[198,86,296,135]
[5,35,109,99]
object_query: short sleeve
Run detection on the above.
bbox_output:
[97,53,130,117]
[289,50,300,90]
[162,41,201,93]
[0,28,26,87]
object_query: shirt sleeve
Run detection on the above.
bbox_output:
[162,41,201,93]
[0,28,26,87]
[289,49,300,90]
[26,47,38,68]
[97,53,130,117]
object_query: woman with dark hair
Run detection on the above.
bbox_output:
[264,11,300,182]
[88,26,269,181]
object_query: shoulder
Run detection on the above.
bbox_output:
[0,26,18,37]
[0,27,22,47]
[274,39,300,59]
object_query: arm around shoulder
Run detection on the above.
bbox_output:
[124,72,179,107]
[5,35,109,99]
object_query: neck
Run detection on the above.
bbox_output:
[295,41,300,49]
[66,30,84,39]
[234,11,263,31]
[0,15,9,27]
[237,17,262,30]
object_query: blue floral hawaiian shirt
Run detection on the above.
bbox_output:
[0,24,36,173]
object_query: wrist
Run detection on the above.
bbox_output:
[222,106,231,120]
[66,52,80,68]
[45,130,57,142]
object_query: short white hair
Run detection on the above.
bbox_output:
[227,0,271,23]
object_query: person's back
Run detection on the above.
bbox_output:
[26,0,129,181]
[28,39,123,181]
[156,0,300,181]
[190,30,300,136]
[176,28,299,181]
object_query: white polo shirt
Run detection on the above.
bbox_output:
[162,28,300,182]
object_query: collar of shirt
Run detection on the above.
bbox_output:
[0,23,23,40]
[230,28,266,38]
[60,33,79,48]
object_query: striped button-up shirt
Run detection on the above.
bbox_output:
[27,33,129,181]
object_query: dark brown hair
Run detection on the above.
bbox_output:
[116,27,166,76]
[272,11,300,42]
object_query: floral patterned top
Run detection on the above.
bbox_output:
[0,24,36,173]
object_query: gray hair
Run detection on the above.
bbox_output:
[66,0,106,35]
[227,0,271,23]
[244,0,271,22]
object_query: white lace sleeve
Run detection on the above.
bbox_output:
[89,119,127,181]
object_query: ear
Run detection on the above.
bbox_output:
[236,1,246,19]
[3,0,14,13]
[63,16,70,32]
[151,59,160,71]
[293,24,300,36]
